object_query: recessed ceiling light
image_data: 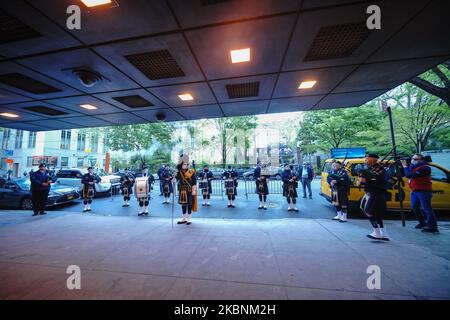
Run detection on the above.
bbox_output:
[178,93,194,101]
[230,48,250,63]
[80,104,98,110]
[0,112,19,118]
[80,0,112,7]
[298,80,317,89]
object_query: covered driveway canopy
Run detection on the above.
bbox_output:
[0,0,449,131]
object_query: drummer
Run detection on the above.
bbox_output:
[198,165,213,206]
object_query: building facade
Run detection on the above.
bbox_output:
[0,128,107,178]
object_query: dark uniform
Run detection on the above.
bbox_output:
[120,170,135,206]
[254,165,269,210]
[136,170,154,216]
[161,168,173,204]
[223,166,238,208]
[281,166,298,211]
[176,162,197,225]
[198,168,213,206]
[81,170,101,212]
[327,164,351,222]
[30,167,55,216]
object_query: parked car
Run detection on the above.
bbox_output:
[55,169,120,195]
[0,178,80,210]
[243,166,282,180]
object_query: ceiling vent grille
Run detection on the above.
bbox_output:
[201,0,233,6]
[0,73,61,94]
[23,106,68,116]
[0,9,42,45]
[226,82,259,99]
[125,50,185,80]
[304,22,370,61]
[112,95,154,108]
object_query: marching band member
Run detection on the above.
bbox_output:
[198,165,213,206]
[161,165,173,204]
[135,165,153,216]
[254,161,269,210]
[223,165,238,208]
[358,154,390,241]
[175,155,197,225]
[327,161,351,222]
[120,168,135,207]
[81,167,101,212]
[281,163,298,212]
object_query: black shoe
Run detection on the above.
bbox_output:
[422,228,439,233]
[186,222,191,225]
[258,206,263,210]
[302,196,307,198]
[263,207,267,210]
[122,204,127,207]
[138,212,145,216]
[82,209,88,213]
[144,212,149,216]
[39,212,47,215]
[415,223,426,229]
[227,205,231,208]
[202,203,206,206]
[32,212,39,216]
[87,208,92,212]
[309,196,312,199]
[177,221,187,224]
[287,208,292,212]
[293,208,299,212]
[231,205,235,208]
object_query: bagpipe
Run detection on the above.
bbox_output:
[121,175,134,197]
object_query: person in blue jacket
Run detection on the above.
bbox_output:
[30,163,55,216]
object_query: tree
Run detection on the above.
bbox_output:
[409,61,450,107]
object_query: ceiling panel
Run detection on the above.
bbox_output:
[0,121,50,131]
[222,100,269,117]
[283,0,428,71]
[17,49,138,93]
[0,1,81,58]
[368,0,450,62]
[267,95,324,113]
[0,106,46,123]
[169,0,300,28]
[0,61,82,99]
[210,74,277,103]
[273,66,355,98]
[26,119,82,129]
[93,89,167,110]
[149,82,216,107]
[132,108,184,122]
[334,57,447,93]
[186,15,296,79]
[93,34,204,87]
[174,104,223,120]
[0,89,32,105]
[59,116,114,127]
[25,0,178,45]
[314,90,388,109]
[9,101,84,119]
[43,95,125,115]
[96,112,147,126]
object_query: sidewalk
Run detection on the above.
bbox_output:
[0,210,449,299]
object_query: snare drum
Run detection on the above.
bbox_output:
[199,180,208,189]
[224,179,235,189]
[135,177,149,199]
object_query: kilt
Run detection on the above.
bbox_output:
[255,181,269,195]
[331,187,349,208]
[283,182,298,198]
[362,191,387,216]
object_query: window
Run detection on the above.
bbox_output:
[2,129,11,149]
[77,157,84,168]
[91,133,99,153]
[430,165,448,182]
[60,130,71,150]
[27,156,33,167]
[15,130,23,149]
[61,157,69,167]
[77,132,86,151]
[28,131,37,148]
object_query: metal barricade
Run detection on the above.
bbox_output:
[244,177,284,200]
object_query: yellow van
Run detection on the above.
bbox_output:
[320,158,450,212]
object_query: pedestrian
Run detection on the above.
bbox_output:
[298,162,314,199]
[30,164,54,216]
[402,154,439,233]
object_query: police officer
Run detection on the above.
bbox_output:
[198,165,213,206]
[30,164,55,216]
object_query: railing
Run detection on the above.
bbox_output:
[243,178,284,199]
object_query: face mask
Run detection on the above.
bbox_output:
[411,159,419,165]
[204,169,209,172]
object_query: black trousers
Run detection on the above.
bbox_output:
[182,205,192,215]
[259,194,267,202]
[31,189,49,213]
[227,194,235,200]
[286,197,296,204]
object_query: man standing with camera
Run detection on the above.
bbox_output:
[30,163,54,216]
[401,154,439,233]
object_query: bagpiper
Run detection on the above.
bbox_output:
[161,165,173,204]
[358,154,390,241]
[120,168,135,207]
[81,167,101,212]
[198,165,213,206]
[175,154,197,225]
[281,163,298,212]
[223,165,238,208]
[134,165,154,216]
[254,161,269,210]
[327,161,351,222]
